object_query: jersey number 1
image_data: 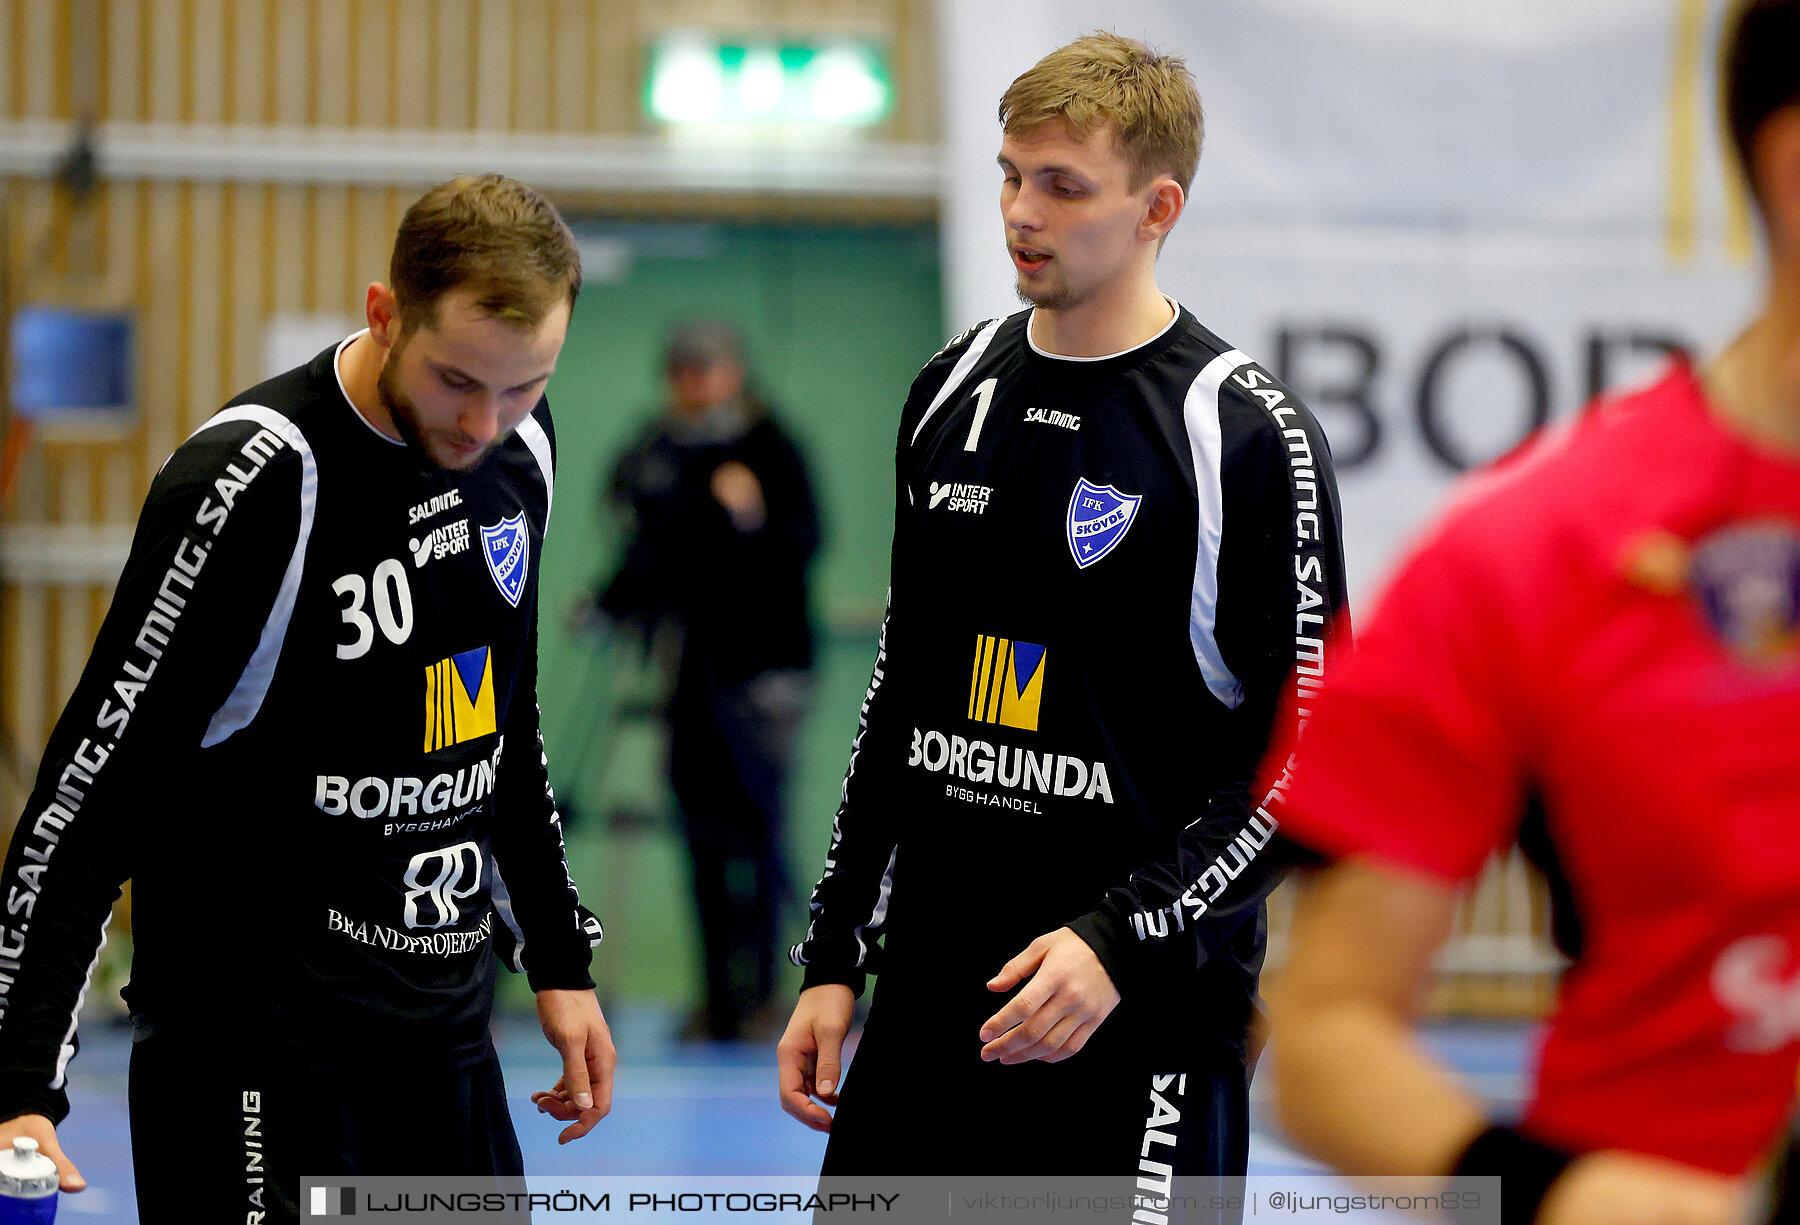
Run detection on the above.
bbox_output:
[963,378,997,452]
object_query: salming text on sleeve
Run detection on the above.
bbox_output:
[0,416,300,1123]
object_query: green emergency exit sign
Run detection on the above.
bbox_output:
[646,36,892,128]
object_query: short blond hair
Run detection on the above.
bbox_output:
[389,173,581,334]
[999,32,1202,193]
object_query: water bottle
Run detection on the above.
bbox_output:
[0,1137,57,1223]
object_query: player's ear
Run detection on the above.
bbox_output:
[365,283,402,350]
[1141,178,1185,243]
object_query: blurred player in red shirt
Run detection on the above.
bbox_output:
[1265,3,1800,1223]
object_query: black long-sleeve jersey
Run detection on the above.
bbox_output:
[0,335,600,1125]
[791,304,1349,1041]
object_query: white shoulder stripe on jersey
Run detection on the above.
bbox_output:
[910,318,1006,447]
[195,405,320,748]
[1183,350,1252,710]
[516,413,555,528]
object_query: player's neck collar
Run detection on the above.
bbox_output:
[335,329,407,448]
[1026,296,1181,363]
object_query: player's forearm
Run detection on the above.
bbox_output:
[1269,995,1486,1179]
[1068,792,1297,990]
[1267,860,1482,1181]
[490,804,595,988]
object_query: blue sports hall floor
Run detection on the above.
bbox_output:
[51,1006,1531,1221]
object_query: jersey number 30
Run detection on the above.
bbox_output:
[333,558,416,659]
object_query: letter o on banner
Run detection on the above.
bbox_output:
[1416,326,1551,471]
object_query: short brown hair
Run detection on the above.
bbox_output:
[998,32,1203,194]
[389,173,581,333]
[1724,0,1800,211]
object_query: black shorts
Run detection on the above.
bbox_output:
[820,976,1253,1224]
[128,1019,523,1224]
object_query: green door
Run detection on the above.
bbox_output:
[529,219,943,1009]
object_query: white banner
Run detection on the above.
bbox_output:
[936,0,1760,595]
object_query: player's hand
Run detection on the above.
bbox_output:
[980,927,1120,1065]
[530,989,616,1143]
[710,461,766,531]
[777,985,854,1133]
[0,1114,84,1193]
[1537,1150,1749,1225]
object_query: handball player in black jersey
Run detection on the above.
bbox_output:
[778,32,1349,1205]
[0,175,614,1221]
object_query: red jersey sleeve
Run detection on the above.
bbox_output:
[1265,503,1535,883]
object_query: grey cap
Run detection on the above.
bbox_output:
[664,320,743,371]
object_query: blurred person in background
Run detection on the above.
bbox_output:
[597,321,820,1043]
[0,174,614,1222]
[1266,3,1800,1223]
[776,31,1347,1209]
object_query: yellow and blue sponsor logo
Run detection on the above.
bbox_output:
[968,635,1046,731]
[425,646,497,751]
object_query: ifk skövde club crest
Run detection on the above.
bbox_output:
[1066,479,1142,569]
[481,513,529,607]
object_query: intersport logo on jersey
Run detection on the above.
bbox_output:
[929,481,991,514]
[410,518,471,568]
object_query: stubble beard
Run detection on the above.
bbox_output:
[377,352,487,472]
[1014,271,1088,314]
[377,357,431,458]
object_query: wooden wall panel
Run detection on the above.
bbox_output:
[1,1,16,121]
[348,185,392,305]
[104,0,142,122]
[313,0,350,128]
[13,178,54,296]
[512,0,552,134]
[310,187,350,314]
[352,0,393,129]
[49,585,80,739]
[547,0,590,134]
[394,0,433,129]
[225,182,264,392]
[9,591,46,755]
[228,0,265,126]
[432,0,476,132]
[185,183,225,429]
[190,0,227,124]
[144,0,183,123]
[271,0,309,126]
[592,0,635,132]
[66,0,100,117]
[19,0,58,119]
[474,0,515,132]
[269,185,309,317]
[137,181,183,476]
[100,444,134,522]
